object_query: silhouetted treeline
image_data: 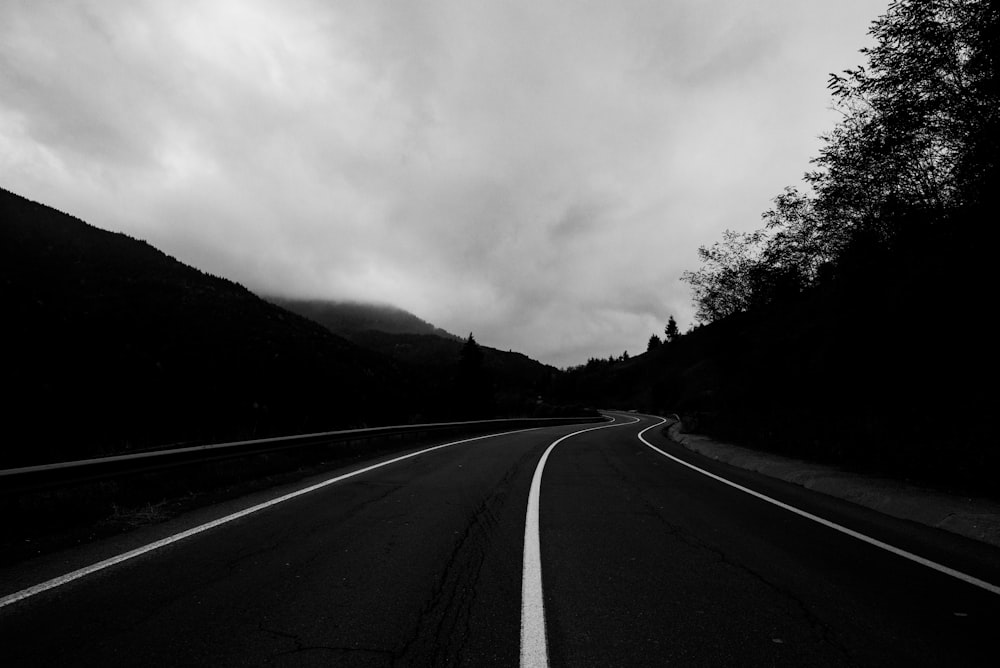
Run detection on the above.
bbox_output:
[557,0,999,493]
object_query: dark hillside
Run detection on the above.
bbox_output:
[1,187,410,467]
[358,331,558,418]
[268,297,457,340]
[272,299,560,420]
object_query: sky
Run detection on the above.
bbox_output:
[0,0,887,367]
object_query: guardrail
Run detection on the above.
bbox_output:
[0,416,608,494]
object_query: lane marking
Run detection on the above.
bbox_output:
[636,417,1000,596]
[1,427,542,610]
[520,414,639,668]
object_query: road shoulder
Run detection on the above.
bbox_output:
[667,422,1000,549]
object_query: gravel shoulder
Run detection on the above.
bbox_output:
[667,422,1000,549]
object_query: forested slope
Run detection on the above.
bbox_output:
[272,298,560,421]
[1,188,411,466]
[555,0,997,493]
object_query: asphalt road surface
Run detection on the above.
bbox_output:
[2,414,998,666]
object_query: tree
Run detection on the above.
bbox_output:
[647,334,663,351]
[681,230,768,323]
[664,316,680,342]
[684,0,1000,324]
[457,333,491,417]
[760,187,841,284]
[459,332,484,374]
[819,0,1000,229]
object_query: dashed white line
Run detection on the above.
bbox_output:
[519,415,638,668]
[636,417,1000,596]
[0,427,539,610]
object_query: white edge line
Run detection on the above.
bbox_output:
[520,415,640,668]
[636,417,1000,596]
[1,427,541,610]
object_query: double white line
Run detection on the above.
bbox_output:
[519,415,639,668]
[520,413,1000,668]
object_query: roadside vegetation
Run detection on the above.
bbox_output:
[555,0,998,494]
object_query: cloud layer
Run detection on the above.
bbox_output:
[0,0,886,366]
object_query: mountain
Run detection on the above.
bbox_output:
[272,298,562,419]
[267,297,458,340]
[0,187,412,467]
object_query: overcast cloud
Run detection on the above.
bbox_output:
[0,0,886,366]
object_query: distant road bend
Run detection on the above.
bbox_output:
[2,414,998,666]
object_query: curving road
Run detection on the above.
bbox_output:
[1,414,998,666]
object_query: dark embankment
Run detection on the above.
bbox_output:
[0,187,413,468]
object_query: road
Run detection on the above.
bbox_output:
[1,414,998,666]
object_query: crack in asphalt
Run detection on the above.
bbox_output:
[393,456,524,667]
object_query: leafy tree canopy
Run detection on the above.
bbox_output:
[684,0,999,323]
